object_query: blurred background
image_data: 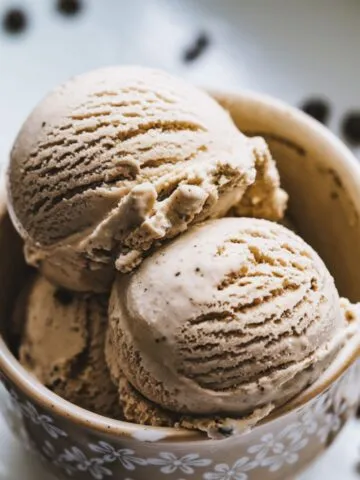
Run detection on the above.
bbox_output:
[0,0,359,478]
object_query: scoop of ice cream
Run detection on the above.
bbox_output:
[18,276,121,418]
[8,66,258,292]
[108,217,350,417]
[232,137,288,221]
[109,297,360,436]
[105,329,272,438]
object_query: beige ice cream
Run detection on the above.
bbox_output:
[6,66,271,293]
[108,217,354,420]
[18,276,121,418]
[231,137,288,221]
[111,297,360,437]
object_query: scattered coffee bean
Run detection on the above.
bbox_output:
[342,111,360,144]
[183,31,211,63]
[54,288,74,305]
[57,0,82,16]
[2,7,27,34]
[300,98,330,125]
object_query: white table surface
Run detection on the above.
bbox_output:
[0,0,359,478]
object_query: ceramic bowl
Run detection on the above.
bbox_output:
[0,90,360,480]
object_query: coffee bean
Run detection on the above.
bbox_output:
[183,31,211,63]
[300,98,330,125]
[57,0,82,16]
[2,7,27,34]
[342,111,360,144]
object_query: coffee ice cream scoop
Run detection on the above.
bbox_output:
[18,276,121,418]
[108,217,353,417]
[107,296,359,436]
[8,66,262,292]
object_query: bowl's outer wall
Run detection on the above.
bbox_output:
[1,361,359,479]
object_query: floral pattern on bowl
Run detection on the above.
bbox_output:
[1,361,359,480]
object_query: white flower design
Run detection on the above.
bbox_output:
[314,379,348,444]
[5,390,68,439]
[317,412,341,444]
[313,391,332,416]
[42,441,57,460]
[274,411,316,445]
[203,457,257,480]
[245,405,314,474]
[42,441,77,476]
[89,441,146,470]
[0,360,356,479]
[62,446,112,479]
[22,401,67,439]
[260,437,308,472]
[298,408,318,436]
[147,452,211,475]
[247,433,284,460]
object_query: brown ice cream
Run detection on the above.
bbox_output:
[7,66,272,293]
[18,276,121,418]
[107,217,354,420]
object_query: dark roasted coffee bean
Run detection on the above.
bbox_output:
[183,31,211,63]
[57,0,82,16]
[2,8,27,34]
[300,98,330,125]
[342,111,360,144]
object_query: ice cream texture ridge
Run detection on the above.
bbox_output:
[5,65,359,438]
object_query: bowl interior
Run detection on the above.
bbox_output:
[0,205,29,347]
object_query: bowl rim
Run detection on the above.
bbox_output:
[1,332,359,442]
[1,88,360,443]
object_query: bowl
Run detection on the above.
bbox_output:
[0,90,360,480]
